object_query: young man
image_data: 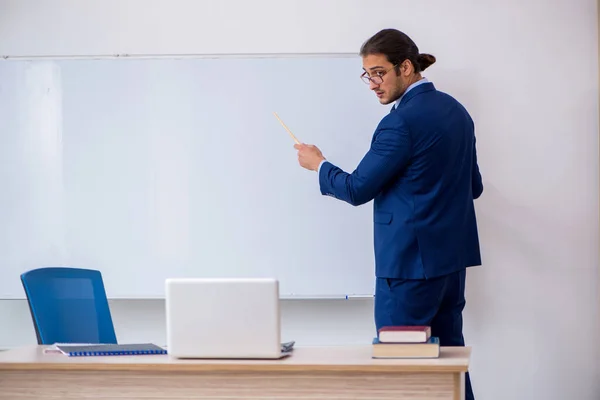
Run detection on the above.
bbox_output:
[294,29,483,400]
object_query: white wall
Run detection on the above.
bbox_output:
[0,1,599,400]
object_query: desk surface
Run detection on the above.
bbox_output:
[0,345,470,373]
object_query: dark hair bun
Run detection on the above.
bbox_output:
[417,53,436,71]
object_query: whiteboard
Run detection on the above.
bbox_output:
[0,57,393,298]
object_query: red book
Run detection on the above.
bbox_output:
[378,326,431,343]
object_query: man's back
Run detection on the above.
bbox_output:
[373,82,482,279]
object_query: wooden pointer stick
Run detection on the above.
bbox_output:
[273,112,301,144]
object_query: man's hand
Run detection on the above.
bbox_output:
[294,143,325,172]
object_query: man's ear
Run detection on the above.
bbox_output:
[400,59,414,76]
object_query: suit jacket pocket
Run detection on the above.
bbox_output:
[374,212,393,224]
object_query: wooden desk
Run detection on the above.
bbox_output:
[0,345,470,400]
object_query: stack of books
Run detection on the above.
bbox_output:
[371,326,440,359]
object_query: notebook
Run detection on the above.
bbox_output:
[54,343,167,357]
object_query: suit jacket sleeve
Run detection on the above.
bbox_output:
[318,117,411,206]
[471,136,483,199]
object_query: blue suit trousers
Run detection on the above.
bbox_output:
[374,269,474,400]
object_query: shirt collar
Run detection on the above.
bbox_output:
[393,77,429,110]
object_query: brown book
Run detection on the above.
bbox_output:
[378,325,431,343]
[371,337,440,359]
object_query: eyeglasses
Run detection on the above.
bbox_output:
[360,64,398,85]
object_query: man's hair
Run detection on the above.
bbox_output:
[359,29,436,73]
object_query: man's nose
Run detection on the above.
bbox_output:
[369,80,379,90]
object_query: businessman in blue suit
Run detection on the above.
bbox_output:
[294,29,482,400]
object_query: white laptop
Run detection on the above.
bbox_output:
[165,277,294,359]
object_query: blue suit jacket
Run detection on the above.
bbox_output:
[319,82,482,279]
